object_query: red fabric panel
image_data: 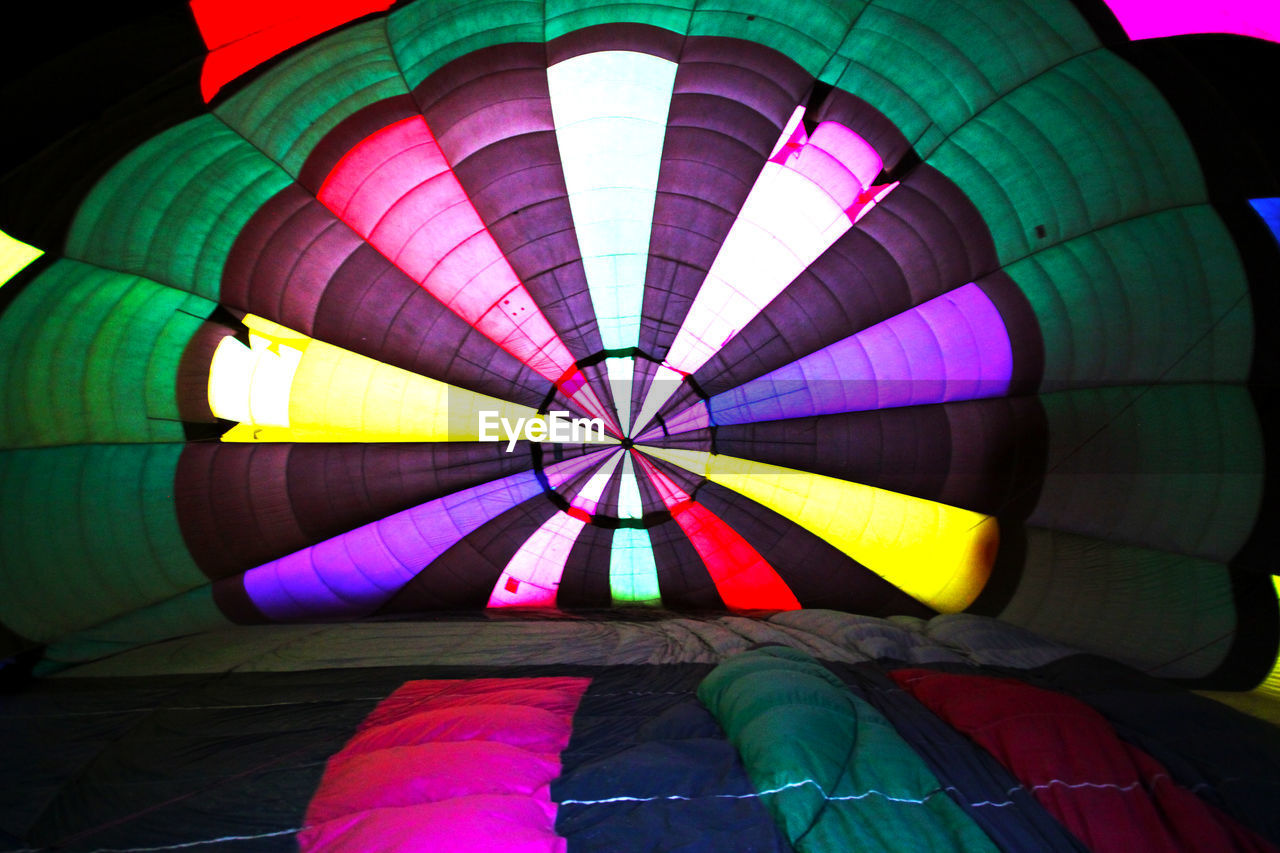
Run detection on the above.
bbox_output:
[891,669,1278,853]
[632,453,800,611]
[301,677,590,852]
[191,0,393,101]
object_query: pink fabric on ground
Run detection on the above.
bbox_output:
[301,677,590,851]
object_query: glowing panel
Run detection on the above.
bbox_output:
[631,108,897,434]
[488,450,624,607]
[191,0,395,101]
[549,51,677,351]
[242,452,603,620]
[0,231,41,288]
[1103,0,1280,43]
[1256,576,1280,701]
[659,282,1013,435]
[633,452,801,611]
[608,454,659,604]
[606,356,637,439]
[609,527,662,606]
[207,315,542,443]
[616,453,645,520]
[644,447,996,613]
[300,677,589,851]
[317,116,615,430]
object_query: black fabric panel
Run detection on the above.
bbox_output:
[3,669,408,851]
[379,496,560,611]
[175,319,236,424]
[546,23,684,65]
[0,4,205,252]
[829,662,1091,853]
[644,454,706,500]
[646,516,725,610]
[713,397,1050,518]
[695,482,936,618]
[558,524,615,608]
[688,165,1003,400]
[555,664,794,852]
[176,443,535,580]
[221,184,549,406]
[628,450,680,519]
[978,271,1046,397]
[1021,653,1280,846]
[415,44,605,362]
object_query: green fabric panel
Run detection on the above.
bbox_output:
[388,0,546,91]
[215,20,412,177]
[687,0,865,77]
[1004,206,1252,389]
[65,115,293,302]
[699,647,998,852]
[928,50,1205,262]
[1001,527,1236,679]
[0,261,215,447]
[0,444,202,643]
[1034,385,1263,561]
[36,587,229,673]
[823,0,1096,154]
[544,0,694,41]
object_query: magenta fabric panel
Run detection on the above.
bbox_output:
[300,677,591,852]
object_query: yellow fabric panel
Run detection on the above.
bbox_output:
[643,447,996,612]
[216,315,539,442]
[0,230,43,288]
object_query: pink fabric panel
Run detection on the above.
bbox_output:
[341,704,576,755]
[317,117,576,383]
[306,741,561,822]
[298,796,564,853]
[301,677,590,852]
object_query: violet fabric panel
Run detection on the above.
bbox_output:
[231,454,599,621]
[177,442,537,580]
[381,498,562,612]
[700,282,1014,427]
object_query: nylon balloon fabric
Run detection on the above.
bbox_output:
[0,0,1277,698]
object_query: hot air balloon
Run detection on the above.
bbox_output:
[1,1,1278,850]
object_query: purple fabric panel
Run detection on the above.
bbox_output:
[706,283,1012,425]
[177,443,535,580]
[240,455,594,620]
[378,498,561,612]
